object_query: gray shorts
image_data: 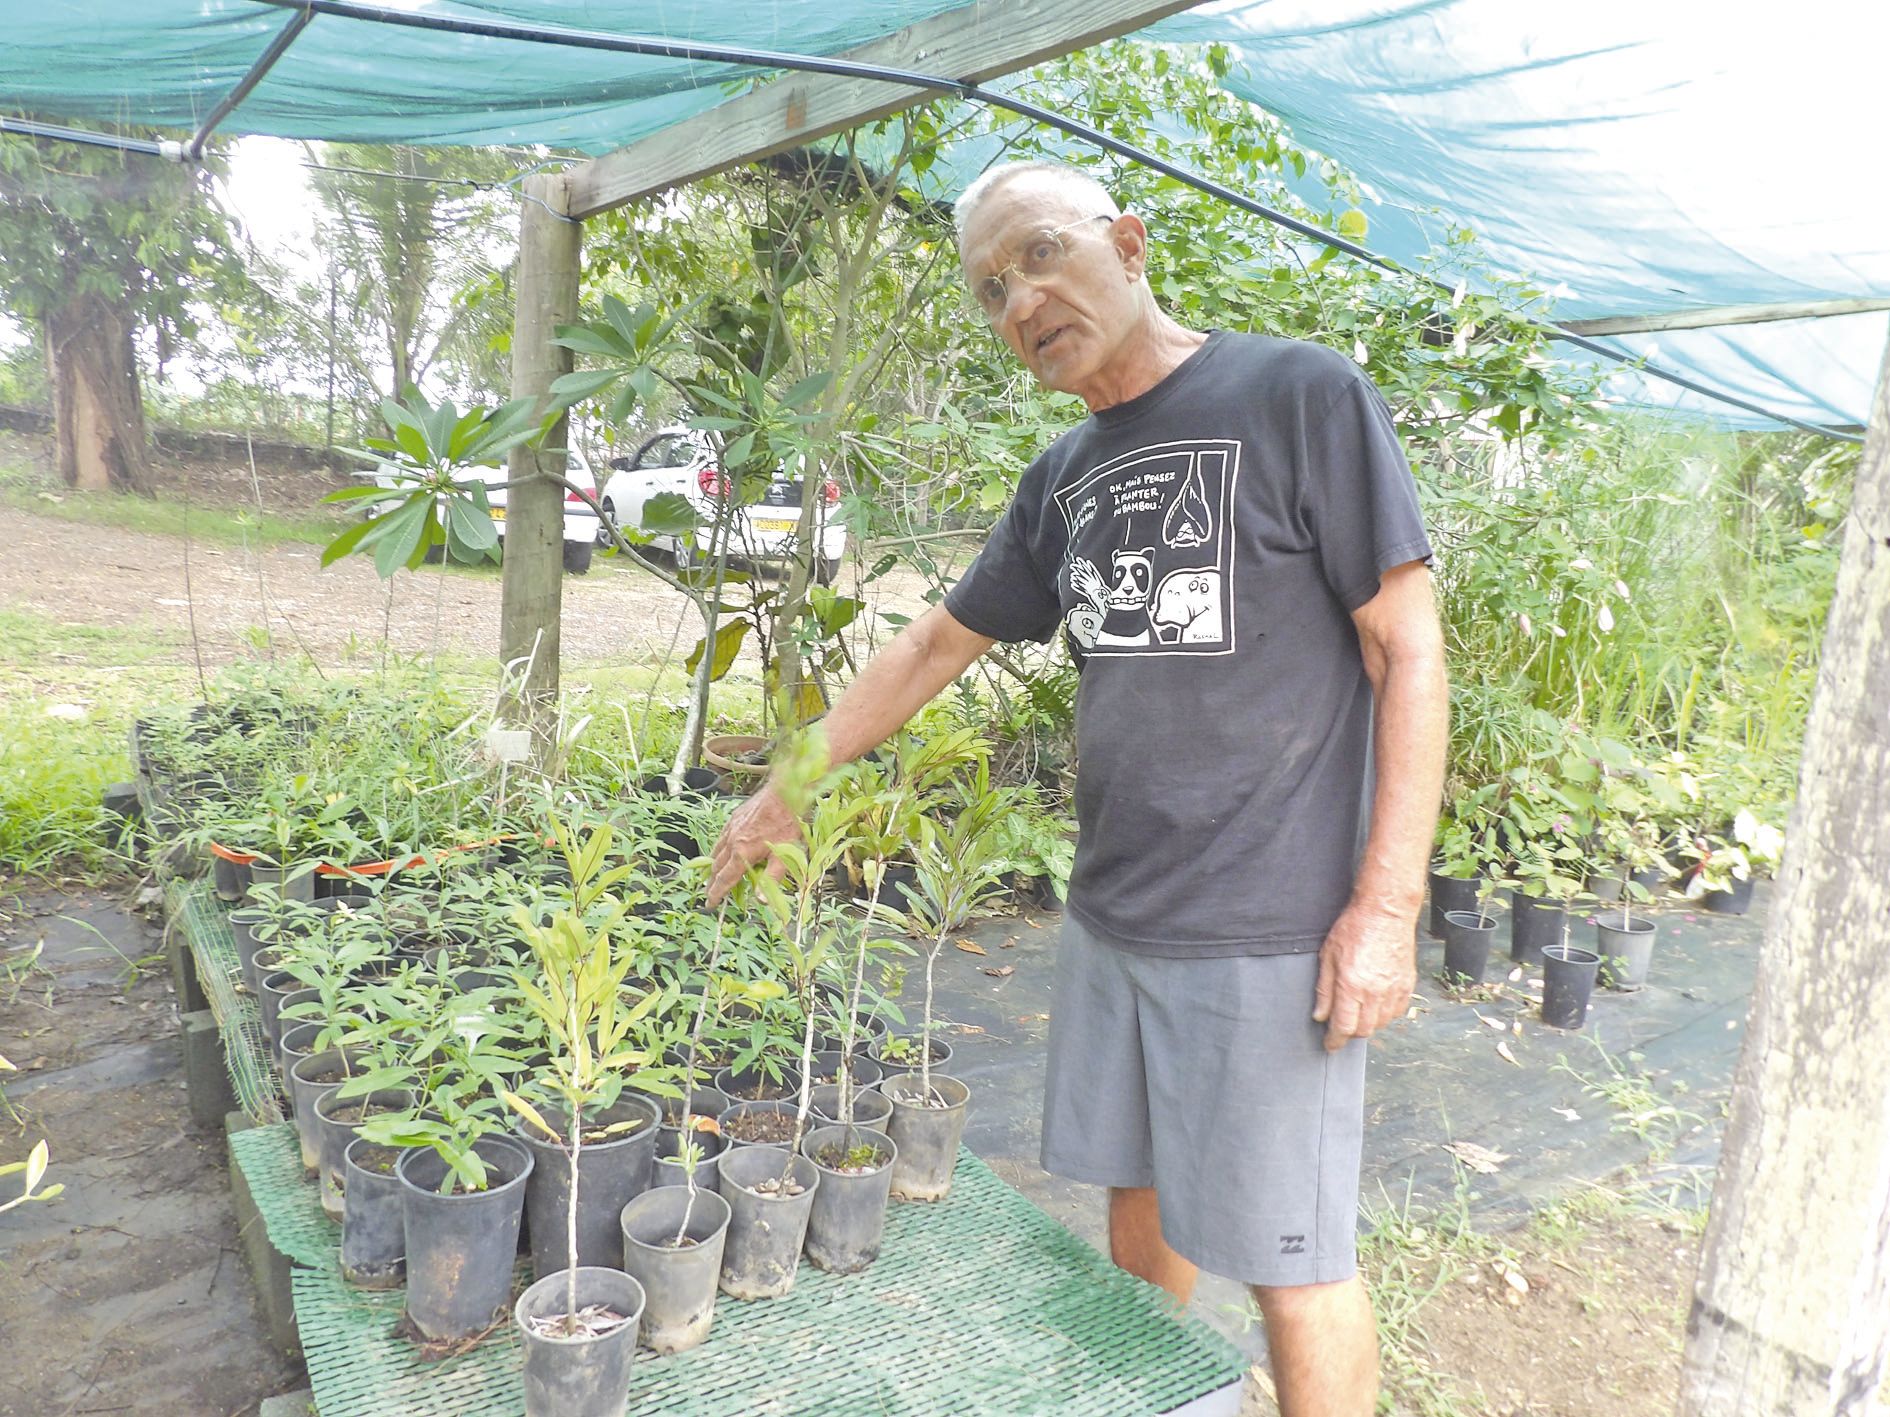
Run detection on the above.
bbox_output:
[1041,916,1367,1287]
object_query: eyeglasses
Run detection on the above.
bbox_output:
[968,214,1115,321]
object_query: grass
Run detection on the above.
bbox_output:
[1356,1172,1509,1416]
[1552,1038,1708,1162]
[0,610,185,884]
[0,451,349,549]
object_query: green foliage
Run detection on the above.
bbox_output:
[320,392,546,576]
[0,130,246,344]
[306,143,521,403]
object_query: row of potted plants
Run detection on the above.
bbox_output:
[1426,726,1782,1029]
[176,704,1015,1416]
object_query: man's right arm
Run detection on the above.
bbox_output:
[704,605,996,905]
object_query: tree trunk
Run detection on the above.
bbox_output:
[45,296,149,493]
[1679,333,1890,1414]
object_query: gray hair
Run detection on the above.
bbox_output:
[952,161,1122,242]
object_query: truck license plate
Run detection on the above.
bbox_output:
[755,518,795,533]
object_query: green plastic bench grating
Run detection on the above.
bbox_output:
[170,878,287,1124]
[232,1124,1247,1415]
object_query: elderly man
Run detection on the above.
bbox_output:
[709,160,1446,1416]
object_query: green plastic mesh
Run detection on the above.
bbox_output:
[229,1122,338,1270]
[170,878,287,1125]
[226,1125,1246,1415]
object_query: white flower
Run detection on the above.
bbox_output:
[1551,624,1567,638]
[1597,604,1615,633]
[1519,612,1533,636]
[1570,557,1593,571]
[1614,578,1631,601]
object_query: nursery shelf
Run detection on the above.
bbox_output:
[229,1119,1246,1416]
[170,879,287,1125]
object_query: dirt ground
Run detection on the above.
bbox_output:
[0,430,940,674]
[0,888,304,1416]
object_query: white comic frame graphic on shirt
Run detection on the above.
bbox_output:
[1055,439,1240,657]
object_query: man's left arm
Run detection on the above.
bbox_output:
[1313,559,1449,1051]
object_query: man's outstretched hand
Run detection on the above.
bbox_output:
[706,782,799,906]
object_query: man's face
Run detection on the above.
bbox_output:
[958,178,1142,396]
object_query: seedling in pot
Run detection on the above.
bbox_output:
[498,818,675,1340]
[869,789,1011,1108]
[744,734,871,1186]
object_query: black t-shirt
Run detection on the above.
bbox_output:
[945,331,1433,956]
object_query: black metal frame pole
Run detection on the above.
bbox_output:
[246,0,1861,441]
[188,6,316,159]
[0,114,179,158]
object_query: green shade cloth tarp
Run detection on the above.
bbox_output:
[4,0,1884,428]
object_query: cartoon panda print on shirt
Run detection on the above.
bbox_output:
[1055,440,1239,659]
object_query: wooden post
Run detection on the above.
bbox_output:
[499,172,581,739]
[1680,332,1890,1414]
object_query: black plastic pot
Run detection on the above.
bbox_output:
[211,852,253,902]
[341,1139,408,1288]
[313,1087,412,1221]
[658,1085,730,1132]
[398,1136,534,1341]
[277,1021,323,1074]
[230,908,273,995]
[620,1185,731,1353]
[804,1050,882,1091]
[652,1127,725,1193]
[274,989,320,1064]
[1010,870,1062,912]
[808,1083,891,1134]
[255,969,299,1049]
[717,1147,820,1301]
[1440,910,1497,987]
[882,1074,970,1202]
[1427,868,1483,938]
[800,1124,897,1274]
[247,862,316,904]
[1701,874,1756,915]
[718,1099,806,1151]
[1509,893,1568,966]
[637,767,722,799]
[1595,914,1657,991]
[713,1064,802,1103]
[869,1035,952,1076]
[514,1095,661,1281]
[288,1048,359,1177]
[1540,945,1601,1030]
[514,1265,644,1417]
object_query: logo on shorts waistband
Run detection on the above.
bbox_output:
[1279,1234,1306,1255]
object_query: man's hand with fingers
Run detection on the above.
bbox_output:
[706,780,799,906]
[1312,901,1417,1051]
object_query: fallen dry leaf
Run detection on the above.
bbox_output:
[1496,1041,1520,1066]
[1024,918,1042,929]
[1445,1141,1510,1174]
[1511,1019,1523,1036]
[1507,966,1523,983]
[981,964,1015,978]
[1475,1012,1505,1032]
[1504,1268,1531,1296]
[1552,1106,1581,1122]
[954,939,988,956]
[1000,937,1015,949]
